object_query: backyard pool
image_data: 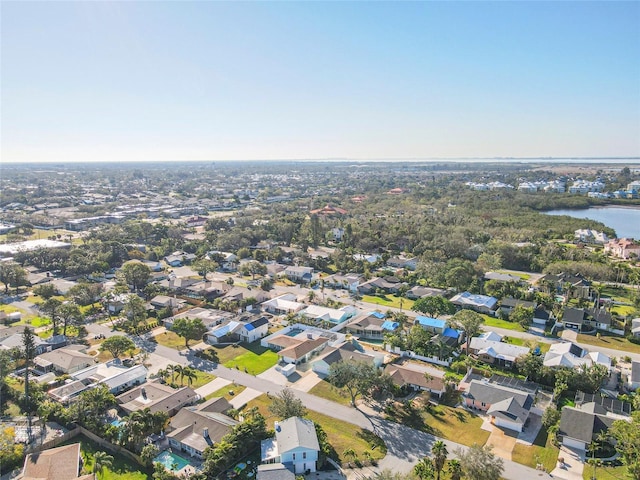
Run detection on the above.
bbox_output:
[153,451,192,471]
[285,328,304,337]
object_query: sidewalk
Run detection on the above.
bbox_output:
[195,377,232,398]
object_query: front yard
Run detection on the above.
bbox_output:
[246,393,386,465]
[511,426,559,473]
[151,330,187,350]
[362,294,415,310]
[481,314,527,332]
[200,342,279,375]
[577,333,640,355]
[308,380,351,406]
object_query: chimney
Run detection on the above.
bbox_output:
[203,428,209,438]
[141,388,147,399]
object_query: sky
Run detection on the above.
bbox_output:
[1,1,639,163]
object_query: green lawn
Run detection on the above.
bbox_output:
[577,333,640,355]
[511,427,559,473]
[247,394,386,464]
[502,336,551,353]
[583,463,630,480]
[496,270,532,280]
[481,314,526,332]
[308,380,352,406]
[600,285,634,304]
[69,434,149,480]
[203,342,279,375]
[611,304,638,317]
[362,295,415,310]
[151,331,187,350]
[179,369,216,389]
[204,384,247,401]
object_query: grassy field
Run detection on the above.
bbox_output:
[362,295,415,310]
[387,399,490,447]
[308,380,351,406]
[511,427,559,473]
[611,304,638,317]
[204,384,247,401]
[481,315,526,332]
[151,331,187,350]
[502,336,551,353]
[247,394,386,464]
[203,342,279,375]
[63,434,150,480]
[577,333,640,355]
[496,270,532,280]
[582,463,630,479]
[600,285,635,304]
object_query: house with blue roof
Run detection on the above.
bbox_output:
[345,311,399,340]
[414,316,447,334]
[205,316,269,344]
[450,292,498,314]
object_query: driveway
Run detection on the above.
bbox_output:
[229,387,261,409]
[550,446,584,480]
[485,423,518,460]
[195,377,231,398]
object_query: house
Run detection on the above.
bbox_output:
[465,379,535,432]
[575,391,632,416]
[604,238,640,259]
[208,251,238,271]
[266,263,287,279]
[628,361,640,391]
[261,417,320,474]
[468,336,529,368]
[164,251,197,267]
[0,333,51,355]
[310,204,347,216]
[353,253,382,264]
[574,229,609,244]
[222,286,271,304]
[257,464,295,480]
[384,363,446,398]
[168,404,238,459]
[164,307,231,330]
[357,277,402,295]
[499,298,535,315]
[284,266,314,284]
[631,318,640,338]
[117,382,198,416]
[22,443,91,480]
[450,292,498,314]
[538,273,591,299]
[48,361,148,403]
[406,286,447,300]
[277,336,330,365]
[561,307,611,332]
[543,342,611,370]
[414,316,447,334]
[105,293,137,314]
[205,320,243,344]
[386,256,418,271]
[532,308,552,326]
[183,280,231,300]
[261,294,305,315]
[344,311,399,340]
[34,346,94,374]
[559,402,630,451]
[311,342,384,376]
[149,295,186,311]
[298,305,357,325]
[322,273,363,292]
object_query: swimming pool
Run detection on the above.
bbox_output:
[111,419,124,427]
[285,328,304,337]
[153,451,191,471]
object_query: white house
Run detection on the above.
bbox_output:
[261,294,305,315]
[284,266,314,284]
[628,361,640,391]
[261,417,320,474]
[543,342,611,371]
[311,342,384,376]
[298,305,357,325]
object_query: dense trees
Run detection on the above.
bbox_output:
[412,296,455,318]
[0,262,28,294]
[608,411,640,479]
[456,444,504,480]
[451,310,483,354]
[120,262,151,291]
[328,360,393,406]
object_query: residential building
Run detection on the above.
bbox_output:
[22,443,91,480]
[405,286,447,300]
[631,318,640,338]
[257,464,295,480]
[543,342,611,370]
[559,402,630,452]
[538,273,592,299]
[450,292,498,314]
[560,307,612,332]
[468,336,530,368]
[386,256,418,270]
[34,346,94,374]
[284,266,314,284]
[628,361,640,391]
[116,382,198,416]
[322,273,363,292]
[205,316,269,344]
[414,316,447,334]
[261,294,305,315]
[384,363,446,398]
[261,417,320,474]
[464,379,535,432]
[311,342,383,376]
[604,238,640,259]
[298,305,357,325]
[499,298,535,315]
[574,229,609,244]
[344,311,399,340]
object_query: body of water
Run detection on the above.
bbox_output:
[544,206,640,239]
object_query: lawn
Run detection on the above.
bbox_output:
[577,333,640,355]
[386,400,490,447]
[63,434,150,480]
[204,342,279,375]
[151,331,187,350]
[511,427,559,473]
[362,294,415,310]
[496,270,532,280]
[600,285,634,304]
[182,369,216,389]
[611,304,638,317]
[481,315,526,332]
[246,394,386,465]
[582,463,630,479]
[204,384,247,401]
[308,380,351,406]
[502,337,551,353]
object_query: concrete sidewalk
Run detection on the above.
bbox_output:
[195,377,232,398]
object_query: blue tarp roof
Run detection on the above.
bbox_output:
[371,311,386,319]
[442,327,460,339]
[415,316,447,329]
[381,320,399,331]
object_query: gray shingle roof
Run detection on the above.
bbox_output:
[467,380,533,410]
[275,417,320,454]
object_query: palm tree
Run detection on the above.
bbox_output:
[343,448,357,468]
[362,450,374,465]
[93,451,114,479]
[182,367,197,387]
[431,440,448,480]
[413,457,435,480]
[448,459,463,480]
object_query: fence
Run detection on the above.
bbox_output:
[385,345,452,366]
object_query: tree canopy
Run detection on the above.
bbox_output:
[99,335,135,359]
[171,317,208,348]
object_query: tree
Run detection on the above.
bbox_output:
[120,262,151,291]
[414,457,435,479]
[343,448,358,468]
[448,459,463,480]
[99,335,135,359]
[608,411,640,479]
[431,440,448,480]
[510,305,534,328]
[93,451,114,479]
[33,283,57,299]
[542,405,561,429]
[171,317,207,348]
[122,295,147,332]
[58,301,83,336]
[268,388,308,420]
[39,298,62,335]
[452,309,484,353]
[0,262,27,294]
[457,444,504,480]
[192,258,219,280]
[328,360,392,406]
[22,327,37,442]
[239,260,267,280]
[412,296,456,318]
[68,282,104,306]
[140,444,160,467]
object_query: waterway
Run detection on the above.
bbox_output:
[544,206,640,239]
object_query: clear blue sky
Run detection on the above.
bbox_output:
[2,1,639,163]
